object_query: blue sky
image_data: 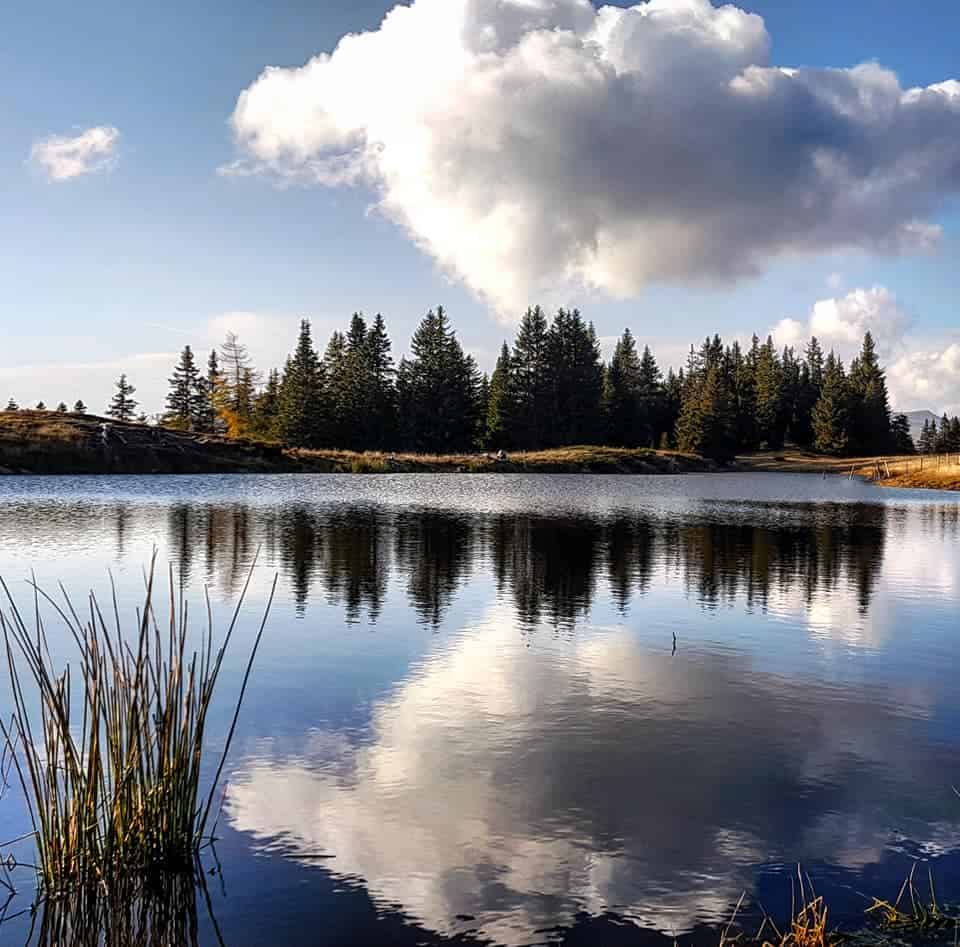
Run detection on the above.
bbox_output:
[2,0,959,414]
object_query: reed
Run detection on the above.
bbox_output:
[0,553,275,901]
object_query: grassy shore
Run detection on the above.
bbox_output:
[0,411,715,476]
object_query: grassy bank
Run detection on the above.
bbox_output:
[0,412,715,475]
[293,444,716,474]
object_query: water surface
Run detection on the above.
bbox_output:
[0,473,958,945]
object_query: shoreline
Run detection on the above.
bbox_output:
[2,412,958,490]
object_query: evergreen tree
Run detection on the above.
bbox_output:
[603,329,643,447]
[322,330,350,447]
[754,336,782,447]
[936,414,952,453]
[662,368,683,449]
[55,402,68,413]
[107,374,138,422]
[5,398,18,411]
[677,364,736,460]
[73,399,86,414]
[486,342,515,449]
[198,351,221,433]
[890,414,915,454]
[277,320,326,448]
[365,313,398,449]
[729,340,758,451]
[777,346,800,444]
[508,306,553,450]
[396,307,480,453]
[919,418,936,454]
[811,352,849,455]
[165,345,201,429]
[35,402,47,411]
[950,416,960,452]
[847,332,891,453]
[251,368,282,439]
[548,309,604,446]
[637,344,664,447]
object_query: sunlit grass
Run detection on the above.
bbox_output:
[0,553,275,903]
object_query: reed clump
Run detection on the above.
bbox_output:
[0,553,275,902]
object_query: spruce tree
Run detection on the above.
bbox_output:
[35,402,47,411]
[277,320,326,448]
[677,364,736,461]
[219,332,258,421]
[811,352,849,455]
[950,417,960,452]
[847,332,891,453]
[890,414,915,454]
[548,309,604,446]
[662,368,683,449]
[107,374,138,422]
[486,342,515,449]
[5,398,18,411]
[508,306,553,450]
[936,414,951,453]
[55,402,68,413]
[165,345,201,430]
[322,330,350,447]
[251,368,282,439]
[365,313,398,449]
[637,344,664,447]
[396,307,480,453]
[198,351,221,433]
[73,399,86,414]
[603,329,643,447]
[754,336,782,448]
[919,418,936,454]
[729,340,758,451]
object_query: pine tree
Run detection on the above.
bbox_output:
[847,332,891,453]
[365,314,398,449]
[508,306,553,450]
[637,344,664,447]
[73,399,86,414]
[777,346,800,444]
[251,368,282,439]
[919,418,936,454]
[107,374,138,422]
[322,330,350,447]
[165,345,201,430]
[662,368,683,449]
[950,417,960,452]
[677,364,736,461]
[396,307,480,453]
[197,351,221,433]
[5,398,18,411]
[754,336,782,448]
[277,320,326,448]
[55,401,68,413]
[936,413,951,453]
[890,414,915,454]
[729,340,758,451]
[603,329,643,446]
[35,402,47,411]
[486,342,515,449]
[811,352,849,455]
[548,309,603,446]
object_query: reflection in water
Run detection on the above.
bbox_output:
[2,477,959,947]
[147,501,896,628]
[225,613,958,944]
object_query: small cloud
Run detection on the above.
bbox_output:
[30,126,120,181]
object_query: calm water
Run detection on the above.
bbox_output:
[0,473,959,945]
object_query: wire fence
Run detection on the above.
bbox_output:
[850,453,960,482]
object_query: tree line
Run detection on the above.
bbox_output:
[918,414,960,454]
[4,307,932,460]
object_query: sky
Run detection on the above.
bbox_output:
[2,0,959,416]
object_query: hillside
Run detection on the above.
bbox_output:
[903,409,938,444]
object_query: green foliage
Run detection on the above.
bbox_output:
[396,307,481,453]
[6,398,18,411]
[811,352,849,455]
[890,413,915,454]
[277,320,326,448]
[508,306,553,449]
[106,374,137,422]
[55,401,68,413]
[73,399,86,414]
[486,342,514,449]
[165,345,208,431]
[548,309,604,446]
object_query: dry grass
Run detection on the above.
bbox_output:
[0,553,275,903]
[294,444,711,474]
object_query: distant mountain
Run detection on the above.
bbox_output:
[902,409,938,444]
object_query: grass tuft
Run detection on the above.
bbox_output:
[0,552,275,903]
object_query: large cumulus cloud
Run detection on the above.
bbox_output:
[224,0,960,312]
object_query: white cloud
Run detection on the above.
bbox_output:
[888,344,960,416]
[225,0,960,314]
[29,126,120,181]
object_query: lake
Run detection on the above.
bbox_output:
[0,472,958,945]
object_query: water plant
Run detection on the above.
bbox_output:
[0,552,275,903]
